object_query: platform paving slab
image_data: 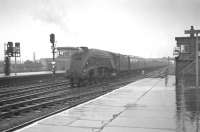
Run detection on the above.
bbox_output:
[16,76,176,132]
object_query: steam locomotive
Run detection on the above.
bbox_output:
[63,47,167,86]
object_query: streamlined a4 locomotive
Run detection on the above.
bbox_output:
[64,47,167,86]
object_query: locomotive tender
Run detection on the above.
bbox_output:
[63,47,167,86]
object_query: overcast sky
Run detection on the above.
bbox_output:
[0,0,200,61]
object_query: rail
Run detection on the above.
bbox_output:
[0,67,167,131]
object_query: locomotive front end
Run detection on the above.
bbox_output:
[66,47,88,86]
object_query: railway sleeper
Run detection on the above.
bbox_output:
[0,84,67,101]
[0,85,69,106]
[0,85,120,119]
[0,81,68,99]
[0,90,87,119]
[0,91,73,114]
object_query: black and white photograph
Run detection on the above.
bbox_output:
[0,0,199,131]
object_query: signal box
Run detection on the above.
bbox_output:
[175,32,200,86]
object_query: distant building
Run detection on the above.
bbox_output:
[39,58,52,71]
[40,47,80,71]
[56,47,80,71]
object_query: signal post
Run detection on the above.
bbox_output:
[50,33,56,75]
[4,42,20,76]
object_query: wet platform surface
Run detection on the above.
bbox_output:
[16,76,178,132]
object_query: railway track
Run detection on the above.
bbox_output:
[0,72,66,88]
[0,78,67,94]
[144,67,167,78]
[0,67,167,132]
[0,80,69,100]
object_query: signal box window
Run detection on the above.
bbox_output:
[180,45,190,53]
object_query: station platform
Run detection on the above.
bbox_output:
[0,71,65,78]
[16,76,176,132]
